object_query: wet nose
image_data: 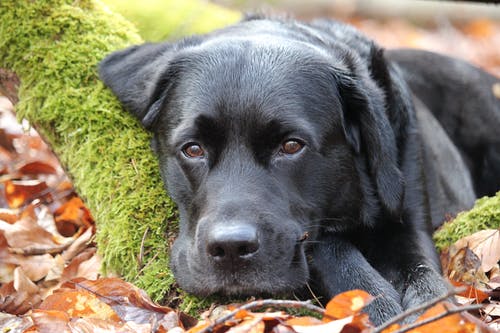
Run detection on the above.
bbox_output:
[206,224,259,265]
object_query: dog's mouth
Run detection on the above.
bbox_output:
[171,230,310,297]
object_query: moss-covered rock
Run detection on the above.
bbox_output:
[0,0,239,306]
[433,192,500,251]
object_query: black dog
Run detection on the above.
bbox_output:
[99,17,500,324]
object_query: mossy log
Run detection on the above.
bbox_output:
[434,192,500,251]
[0,0,239,306]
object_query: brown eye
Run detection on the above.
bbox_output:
[281,139,304,155]
[183,143,205,158]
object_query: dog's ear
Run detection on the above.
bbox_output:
[336,66,404,217]
[99,42,175,129]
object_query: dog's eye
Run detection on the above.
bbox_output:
[281,139,304,155]
[182,143,205,158]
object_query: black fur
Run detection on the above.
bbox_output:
[99,17,500,325]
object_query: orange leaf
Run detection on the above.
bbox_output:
[450,280,489,303]
[55,277,185,330]
[284,316,322,326]
[54,197,94,236]
[4,180,49,208]
[39,290,121,322]
[0,208,18,224]
[323,290,373,322]
[407,302,476,333]
[17,161,57,175]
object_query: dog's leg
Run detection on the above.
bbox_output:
[370,227,451,323]
[310,234,403,325]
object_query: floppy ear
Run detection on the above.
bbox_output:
[99,42,175,128]
[336,65,404,218]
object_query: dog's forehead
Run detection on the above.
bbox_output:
[167,36,343,140]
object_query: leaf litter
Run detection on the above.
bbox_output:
[1,14,500,333]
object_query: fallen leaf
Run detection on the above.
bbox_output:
[39,290,121,322]
[3,180,49,208]
[69,317,153,333]
[61,226,94,262]
[483,302,500,317]
[54,196,94,237]
[323,289,373,321]
[0,312,34,333]
[453,229,500,273]
[0,208,18,224]
[30,309,71,333]
[0,216,54,248]
[56,278,183,330]
[450,280,490,303]
[0,268,42,314]
[293,315,355,333]
[284,316,322,326]
[445,246,489,286]
[227,317,265,333]
[61,248,101,282]
[406,302,477,333]
[17,161,57,176]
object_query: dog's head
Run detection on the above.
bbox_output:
[99,18,406,296]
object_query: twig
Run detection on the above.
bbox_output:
[373,287,465,333]
[390,303,483,333]
[138,226,150,267]
[198,299,326,333]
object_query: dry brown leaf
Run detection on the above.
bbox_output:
[69,317,153,333]
[72,252,101,280]
[0,312,34,333]
[453,229,500,273]
[483,302,500,317]
[0,268,42,314]
[44,254,65,282]
[14,267,38,294]
[13,254,54,282]
[61,226,94,262]
[30,309,72,333]
[56,278,183,331]
[445,246,489,286]
[61,247,100,282]
[0,215,59,250]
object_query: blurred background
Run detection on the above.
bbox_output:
[212,0,500,76]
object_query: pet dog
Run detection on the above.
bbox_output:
[99,17,500,324]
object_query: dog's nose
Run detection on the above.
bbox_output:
[207,224,259,263]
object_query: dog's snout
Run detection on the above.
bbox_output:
[207,224,259,264]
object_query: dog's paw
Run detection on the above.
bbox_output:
[401,265,451,323]
[363,295,403,326]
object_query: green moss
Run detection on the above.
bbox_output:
[0,0,238,307]
[102,0,241,41]
[433,192,500,251]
